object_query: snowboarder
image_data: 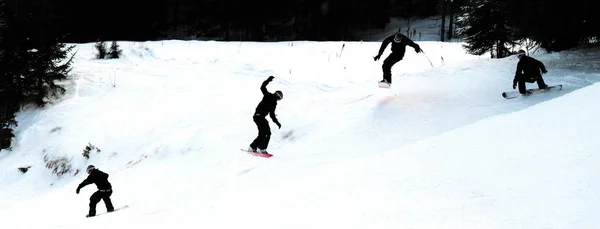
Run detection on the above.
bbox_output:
[373,29,422,86]
[76,165,114,217]
[248,76,282,154]
[513,50,549,95]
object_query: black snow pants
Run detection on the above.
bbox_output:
[250,115,271,150]
[382,53,404,84]
[89,190,114,216]
[518,75,547,94]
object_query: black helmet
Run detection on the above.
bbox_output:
[86,165,95,173]
[275,90,283,100]
[394,32,403,43]
[517,50,526,59]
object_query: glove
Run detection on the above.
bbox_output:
[415,47,422,53]
[275,122,281,129]
[267,76,274,82]
[541,69,548,74]
[373,55,381,61]
[76,188,80,194]
[512,79,517,89]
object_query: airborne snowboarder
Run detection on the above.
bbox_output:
[374,29,422,87]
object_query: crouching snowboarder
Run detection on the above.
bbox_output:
[76,165,114,217]
[513,50,549,95]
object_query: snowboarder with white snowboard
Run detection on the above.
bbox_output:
[513,50,549,95]
[76,165,114,217]
[373,29,422,87]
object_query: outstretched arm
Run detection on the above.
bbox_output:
[261,76,274,96]
[376,36,393,57]
[405,36,421,53]
[76,177,92,193]
[514,62,523,80]
[513,62,523,89]
[269,107,281,129]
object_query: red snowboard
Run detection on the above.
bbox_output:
[241,149,273,158]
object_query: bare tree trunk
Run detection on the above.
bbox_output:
[447,1,454,40]
[440,0,446,42]
[496,41,501,58]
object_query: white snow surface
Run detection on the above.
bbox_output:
[1,21,600,229]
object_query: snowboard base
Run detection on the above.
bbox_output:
[502,84,562,99]
[241,149,273,158]
[87,205,129,218]
[378,82,390,88]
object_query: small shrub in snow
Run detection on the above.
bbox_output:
[82,143,101,159]
[50,126,61,133]
[282,130,295,141]
[44,155,72,177]
[18,166,31,173]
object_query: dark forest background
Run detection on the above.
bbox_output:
[50,0,441,42]
[4,0,599,48]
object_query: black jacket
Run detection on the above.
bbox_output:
[78,169,112,191]
[254,79,280,125]
[377,34,420,59]
[514,56,547,81]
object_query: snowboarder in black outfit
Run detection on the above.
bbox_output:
[513,50,549,95]
[76,165,114,217]
[248,76,282,154]
[374,29,422,85]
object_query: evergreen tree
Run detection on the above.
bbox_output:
[0,0,74,150]
[504,0,599,51]
[95,40,107,59]
[457,0,513,58]
[190,0,391,41]
[0,0,18,150]
[107,41,122,59]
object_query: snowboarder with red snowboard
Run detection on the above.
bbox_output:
[247,76,283,156]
